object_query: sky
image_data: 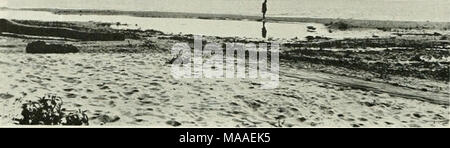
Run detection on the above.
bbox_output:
[1,0,448,22]
[0,0,6,7]
[0,0,438,9]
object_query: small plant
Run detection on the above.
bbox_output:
[327,21,353,30]
[63,109,89,126]
[16,94,89,126]
[305,36,315,41]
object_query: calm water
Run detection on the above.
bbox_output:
[2,0,450,22]
[0,10,391,39]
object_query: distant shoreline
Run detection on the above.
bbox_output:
[2,7,450,30]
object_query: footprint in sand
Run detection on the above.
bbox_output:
[95,114,121,124]
[124,89,139,96]
[109,96,119,99]
[100,86,110,90]
[358,117,368,122]
[61,77,81,84]
[135,119,145,123]
[108,101,116,107]
[149,87,161,91]
[298,117,307,122]
[66,93,77,98]
[229,102,239,106]
[148,82,161,87]
[385,121,394,125]
[166,120,182,127]
[412,113,425,118]
[63,88,74,92]
[351,123,364,127]
[0,93,14,99]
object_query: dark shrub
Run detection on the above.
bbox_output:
[26,41,79,54]
[305,36,315,41]
[327,21,353,30]
[17,94,89,126]
[64,110,89,125]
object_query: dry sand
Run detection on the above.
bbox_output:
[0,50,448,127]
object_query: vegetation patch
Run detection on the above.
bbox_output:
[15,94,89,126]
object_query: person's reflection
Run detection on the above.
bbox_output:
[262,21,267,38]
[261,0,268,38]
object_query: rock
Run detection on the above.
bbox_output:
[307,26,317,32]
[26,41,79,54]
[307,26,317,30]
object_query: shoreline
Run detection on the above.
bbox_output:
[1,19,449,84]
[3,7,450,30]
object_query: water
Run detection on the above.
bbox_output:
[2,0,450,22]
[0,10,391,39]
[0,0,446,39]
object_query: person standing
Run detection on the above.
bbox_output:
[261,0,268,38]
[262,0,268,20]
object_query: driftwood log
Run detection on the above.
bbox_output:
[26,41,79,54]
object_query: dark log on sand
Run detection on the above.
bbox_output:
[0,19,125,41]
[26,41,79,54]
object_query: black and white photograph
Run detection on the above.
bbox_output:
[0,0,448,130]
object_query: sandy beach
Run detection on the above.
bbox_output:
[0,7,449,127]
[0,51,448,127]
